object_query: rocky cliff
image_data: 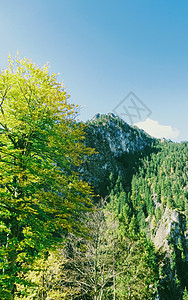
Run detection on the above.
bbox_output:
[82,113,188,299]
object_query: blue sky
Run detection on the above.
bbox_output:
[0,0,187,141]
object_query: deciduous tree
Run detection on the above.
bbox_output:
[0,55,93,299]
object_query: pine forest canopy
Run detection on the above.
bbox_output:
[0,54,94,299]
[83,114,188,300]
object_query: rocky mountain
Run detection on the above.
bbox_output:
[82,113,156,196]
[82,113,188,299]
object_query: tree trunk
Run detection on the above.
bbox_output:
[10,253,17,300]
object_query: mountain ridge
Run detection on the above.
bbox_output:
[82,113,188,299]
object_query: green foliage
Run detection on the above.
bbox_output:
[84,116,188,299]
[0,58,187,299]
[84,113,157,197]
[15,250,75,299]
[183,287,188,300]
[46,200,158,300]
[0,54,94,298]
[129,141,188,226]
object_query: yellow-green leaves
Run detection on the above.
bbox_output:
[0,54,94,298]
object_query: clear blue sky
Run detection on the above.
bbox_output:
[0,0,187,141]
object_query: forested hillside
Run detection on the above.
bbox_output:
[82,113,188,300]
[0,58,187,300]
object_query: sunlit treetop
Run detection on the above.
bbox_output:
[0,54,95,299]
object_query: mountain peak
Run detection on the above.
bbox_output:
[90,112,118,123]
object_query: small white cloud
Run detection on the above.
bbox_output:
[134,118,179,140]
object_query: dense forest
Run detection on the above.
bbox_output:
[0,58,187,299]
[82,114,188,300]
